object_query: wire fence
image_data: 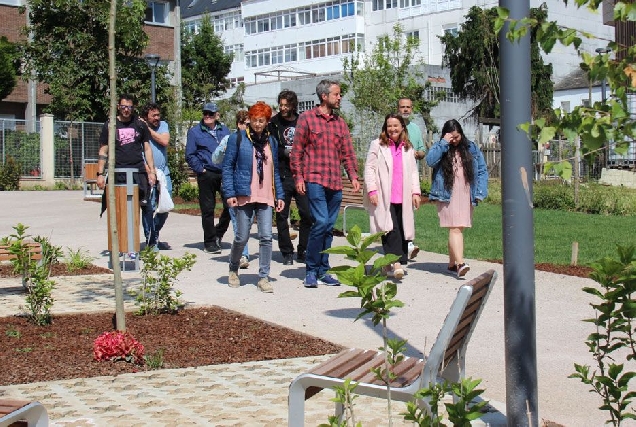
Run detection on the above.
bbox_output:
[0,118,103,179]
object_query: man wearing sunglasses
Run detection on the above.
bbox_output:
[96,94,157,247]
[185,102,231,254]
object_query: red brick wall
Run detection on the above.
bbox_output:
[0,5,25,42]
[143,24,175,61]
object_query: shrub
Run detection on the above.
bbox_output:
[93,331,145,364]
[167,144,190,196]
[533,181,575,211]
[178,182,199,202]
[420,179,431,196]
[0,155,21,190]
[63,247,96,272]
[132,247,196,315]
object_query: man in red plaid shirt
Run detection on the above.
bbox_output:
[290,79,360,288]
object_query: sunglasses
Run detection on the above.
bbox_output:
[118,105,133,110]
[203,111,217,117]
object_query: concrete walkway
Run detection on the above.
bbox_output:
[0,191,609,426]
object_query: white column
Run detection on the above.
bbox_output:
[39,114,55,185]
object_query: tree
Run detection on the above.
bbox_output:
[0,37,18,101]
[181,15,233,112]
[342,24,438,148]
[21,0,172,122]
[440,5,554,122]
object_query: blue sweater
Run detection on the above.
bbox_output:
[221,129,284,201]
[425,139,488,205]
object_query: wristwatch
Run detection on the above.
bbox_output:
[96,172,104,176]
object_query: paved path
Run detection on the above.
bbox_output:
[0,191,612,426]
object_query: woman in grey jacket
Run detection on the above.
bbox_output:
[222,102,285,293]
[426,119,488,278]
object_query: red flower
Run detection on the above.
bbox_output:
[93,331,145,365]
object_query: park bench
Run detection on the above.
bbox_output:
[0,242,43,289]
[340,177,365,234]
[82,159,102,200]
[0,399,48,426]
[288,270,498,426]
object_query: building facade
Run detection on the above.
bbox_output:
[0,0,180,122]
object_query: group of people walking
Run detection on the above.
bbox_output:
[97,79,489,294]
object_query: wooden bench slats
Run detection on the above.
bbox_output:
[0,399,30,415]
[0,243,43,262]
[311,349,376,378]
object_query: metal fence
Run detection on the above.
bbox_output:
[53,121,103,179]
[0,118,103,179]
[0,119,41,177]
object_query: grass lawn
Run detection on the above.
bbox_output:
[336,203,636,266]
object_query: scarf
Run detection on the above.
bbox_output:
[247,126,269,184]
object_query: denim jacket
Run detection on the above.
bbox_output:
[221,129,284,201]
[425,138,488,205]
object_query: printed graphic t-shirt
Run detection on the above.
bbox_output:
[99,117,150,172]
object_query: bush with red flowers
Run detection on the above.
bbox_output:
[93,331,145,364]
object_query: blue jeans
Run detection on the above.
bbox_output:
[229,203,272,278]
[229,206,250,258]
[142,173,172,246]
[305,183,342,277]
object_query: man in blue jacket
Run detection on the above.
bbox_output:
[186,102,231,253]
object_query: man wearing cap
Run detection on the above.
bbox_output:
[186,102,231,253]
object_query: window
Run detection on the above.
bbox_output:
[258,49,271,66]
[285,44,298,62]
[327,5,340,20]
[213,15,224,33]
[372,0,383,10]
[246,52,257,68]
[312,6,325,23]
[299,8,311,25]
[400,0,410,6]
[272,46,284,64]
[582,99,591,107]
[444,26,459,37]
[342,2,355,16]
[386,0,397,8]
[327,37,340,56]
[184,20,199,34]
[284,12,297,28]
[406,30,420,42]
[146,1,168,24]
[257,17,270,33]
[245,19,257,34]
[271,14,283,30]
[560,101,571,113]
[357,1,364,15]
[298,101,315,112]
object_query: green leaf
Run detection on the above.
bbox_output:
[538,126,556,145]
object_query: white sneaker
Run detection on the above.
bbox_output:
[408,244,420,260]
[239,256,249,269]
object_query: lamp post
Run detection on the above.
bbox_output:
[595,47,611,103]
[145,54,160,103]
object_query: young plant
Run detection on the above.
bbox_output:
[319,379,361,427]
[64,247,96,272]
[144,348,165,370]
[569,245,636,426]
[21,264,55,325]
[325,225,403,423]
[132,247,196,315]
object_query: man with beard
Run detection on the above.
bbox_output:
[290,80,360,288]
[398,97,426,260]
[96,94,156,248]
[269,90,312,265]
[140,103,171,250]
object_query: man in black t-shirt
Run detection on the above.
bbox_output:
[269,90,312,265]
[96,94,157,248]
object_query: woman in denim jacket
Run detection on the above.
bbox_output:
[222,102,285,293]
[426,119,488,278]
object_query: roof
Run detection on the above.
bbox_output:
[182,0,242,18]
[554,68,599,91]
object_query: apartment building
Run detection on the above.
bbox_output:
[0,0,180,122]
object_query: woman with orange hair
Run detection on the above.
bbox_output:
[222,101,285,293]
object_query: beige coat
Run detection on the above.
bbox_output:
[363,138,420,240]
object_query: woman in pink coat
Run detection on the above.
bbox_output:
[364,113,421,279]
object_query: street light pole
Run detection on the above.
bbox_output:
[144,54,160,103]
[595,47,611,103]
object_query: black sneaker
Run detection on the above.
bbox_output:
[296,251,306,263]
[283,253,294,266]
[203,243,221,254]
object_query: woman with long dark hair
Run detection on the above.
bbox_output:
[364,113,421,279]
[426,119,488,278]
